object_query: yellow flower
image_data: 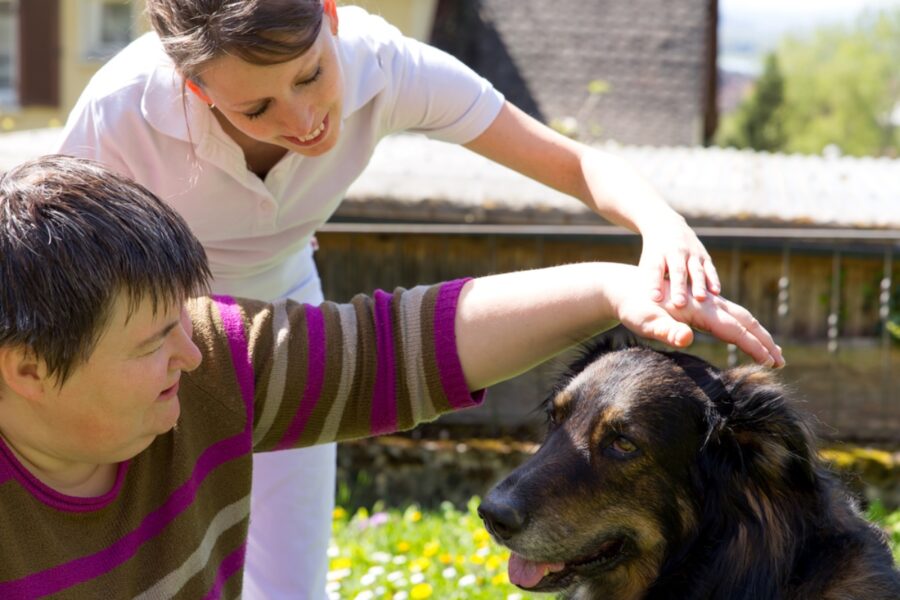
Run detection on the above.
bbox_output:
[422,541,440,557]
[407,510,422,523]
[469,553,486,565]
[472,528,490,544]
[355,507,369,520]
[438,553,454,565]
[410,583,433,599]
[492,572,510,585]
[332,507,348,520]
[410,557,432,572]
[397,541,411,553]
[330,557,352,571]
[486,555,503,571]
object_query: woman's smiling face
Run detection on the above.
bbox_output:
[196,13,344,158]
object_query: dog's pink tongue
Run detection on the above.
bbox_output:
[508,553,565,588]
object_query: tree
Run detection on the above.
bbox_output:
[718,9,900,157]
[718,53,787,152]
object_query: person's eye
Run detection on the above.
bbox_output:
[142,344,164,357]
[295,66,322,87]
[243,100,271,120]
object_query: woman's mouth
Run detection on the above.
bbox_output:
[283,114,329,147]
[158,380,180,401]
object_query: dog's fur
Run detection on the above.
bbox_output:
[479,336,900,599]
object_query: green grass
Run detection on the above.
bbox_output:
[328,499,900,599]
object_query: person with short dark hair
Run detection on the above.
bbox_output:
[0,156,780,599]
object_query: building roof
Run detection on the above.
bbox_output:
[341,135,900,230]
[430,0,716,146]
[1,128,898,230]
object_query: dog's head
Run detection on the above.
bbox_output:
[479,339,817,599]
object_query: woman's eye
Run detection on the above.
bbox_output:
[296,66,323,87]
[610,436,638,455]
[244,101,270,120]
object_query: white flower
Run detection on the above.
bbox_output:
[393,592,409,600]
[367,565,386,577]
[325,582,341,593]
[373,552,392,564]
[442,567,458,579]
[353,591,375,600]
[387,570,405,582]
[327,545,339,557]
[360,573,377,586]
[392,555,408,565]
[459,574,477,587]
[410,573,425,584]
[507,594,524,600]
[327,568,351,582]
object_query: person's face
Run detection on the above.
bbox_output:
[31,295,202,466]
[198,14,344,158]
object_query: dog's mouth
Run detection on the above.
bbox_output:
[507,536,629,591]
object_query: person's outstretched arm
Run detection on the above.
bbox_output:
[465,103,720,307]
[191,262,781,451]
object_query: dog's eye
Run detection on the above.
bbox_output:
[609,436,638,455]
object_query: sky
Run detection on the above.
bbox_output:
[719,0,900,74]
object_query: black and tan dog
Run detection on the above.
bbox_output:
[479,339,900,599]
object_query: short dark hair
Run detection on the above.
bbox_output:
[0,155,211,383]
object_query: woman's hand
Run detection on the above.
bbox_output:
[639,214,721,307]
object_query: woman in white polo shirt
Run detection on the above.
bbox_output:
[58,1,723,598]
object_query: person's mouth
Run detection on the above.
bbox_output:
[158,379,180,401]
[283,114,329,147]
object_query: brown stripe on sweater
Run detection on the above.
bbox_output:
[336,293,378,440]
[316,303,359,444]
[419,285,454,415]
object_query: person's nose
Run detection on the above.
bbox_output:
[281,100,318,137]
[172,315,202,373]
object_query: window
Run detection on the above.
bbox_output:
[0,0,16,106]
[82,0,134,60]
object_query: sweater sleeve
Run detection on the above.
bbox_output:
[187,280,484,452]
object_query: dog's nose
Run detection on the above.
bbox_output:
[478,498,527,541]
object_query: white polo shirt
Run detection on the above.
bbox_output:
[58,6,504,302]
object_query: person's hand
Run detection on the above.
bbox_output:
[639,216,721,307]
[606,266,783,368]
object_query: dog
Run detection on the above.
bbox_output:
[479,337,900,599]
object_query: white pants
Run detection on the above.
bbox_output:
[243,445,336,600]
[213,245,333,599]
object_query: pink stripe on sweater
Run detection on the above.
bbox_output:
[370,289,397,435]
[0,433,251,598]
[434,279,485,409]
[276,304,326,450]
[202,542,246,600]
[212,296,255,425]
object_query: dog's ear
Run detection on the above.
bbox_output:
[701,365,819,497]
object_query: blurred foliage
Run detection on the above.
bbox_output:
[717,9,900,157]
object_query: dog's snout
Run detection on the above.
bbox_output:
[478,498,528,541]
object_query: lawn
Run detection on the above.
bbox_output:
[327,499,900,600]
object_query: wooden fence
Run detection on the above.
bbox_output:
[315,224,899,442]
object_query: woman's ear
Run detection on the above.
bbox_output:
[185,79,214,106]
[0,346,47,402]
[324,0,339,35]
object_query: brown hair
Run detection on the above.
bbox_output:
[146,0,325,81]
[0,156,211,383]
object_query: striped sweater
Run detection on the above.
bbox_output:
[0,280,483,599]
